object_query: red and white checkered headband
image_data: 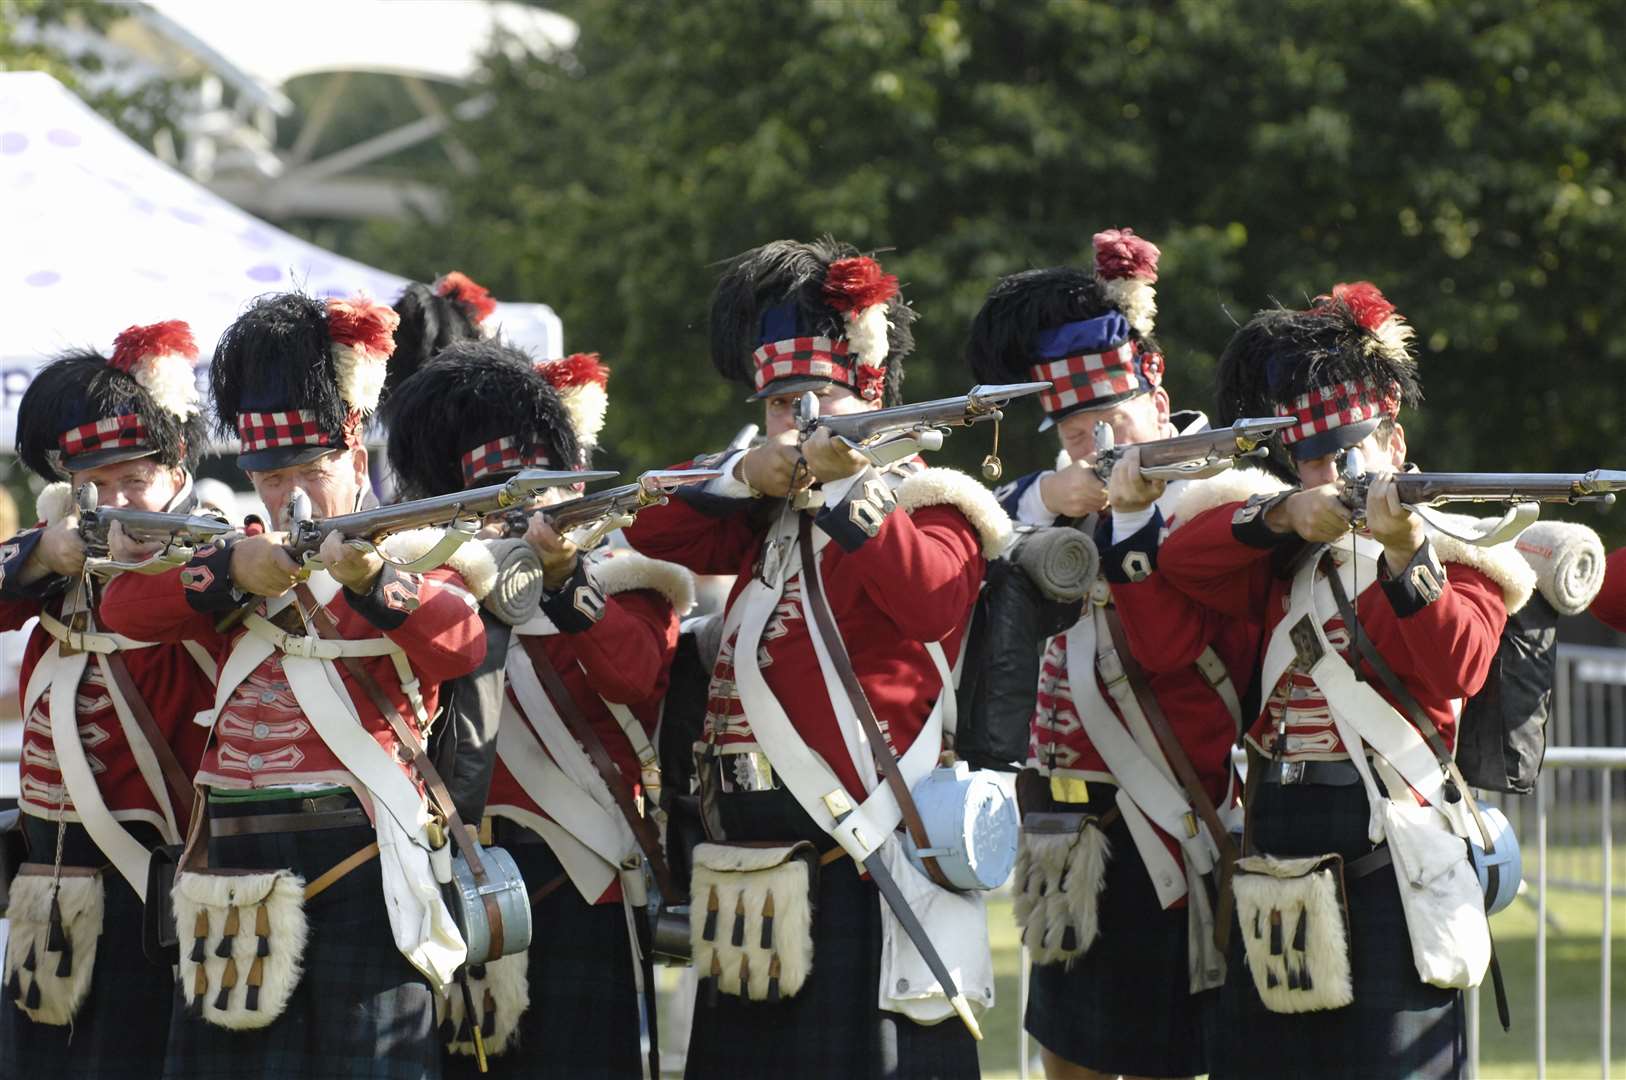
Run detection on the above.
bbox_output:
[751,336,885,401]
[238,410,359,455]
[59,413,150,458]
[1276,378,1399,448]
[461,435,555,485]
[1029,340,1163,416]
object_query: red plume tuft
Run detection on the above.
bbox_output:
[109,320,197,373]
[537,352,611,391]
[1092,228,1160,282]
[822,256,899,313]
[434,271,497,324]
[1322,281,1397,331]
[326,297,400,355]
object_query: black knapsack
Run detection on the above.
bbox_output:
[1454,591,1558,794]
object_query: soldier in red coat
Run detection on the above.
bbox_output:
[624,239,1008,1079]
[98,291,486,1079]
[966,232,1268,1080]
[1157,283,1531,1079]
[0,321,216,1079]
[1590,548,1626,632]
[382,339,690,1079]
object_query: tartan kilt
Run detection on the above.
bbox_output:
[1,819,174,1080]
[446,825,645,1080]
[1024,810,1212,1078]
[684,788,981,1080]
[163,796,441,1080]
[1205,780,1466,1080]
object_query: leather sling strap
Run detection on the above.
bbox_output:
[303,842,380,901]
[293,584,508,957]
[1320,556,1512,1031]
[516,634,677,901]
[796,515,954,891]
[99,646,195,834]
[1100,605,1240,952]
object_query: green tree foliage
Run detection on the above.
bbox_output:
[352,0,1626,534]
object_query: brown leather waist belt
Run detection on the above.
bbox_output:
[210,808,371,837]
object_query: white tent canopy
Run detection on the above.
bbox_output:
[0,71,563,449]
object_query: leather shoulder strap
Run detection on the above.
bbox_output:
[100,646,195,834]
[795,515,955,891]
[516,634,676,900]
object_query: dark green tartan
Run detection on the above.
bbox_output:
[162,799,440,1080]
[1,819,173,1080]
[1205,781,1466,1080]
[1024,812,1212,1077]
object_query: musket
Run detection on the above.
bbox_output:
[1338,448,1626,546]
[285,468,616,572]
[75,483,237,575]
[500,467,723,549]
[1091,416,1298,482]
[796,381,1051,480]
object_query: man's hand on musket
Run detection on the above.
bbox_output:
[20,515,86,584]
[737,442,812,498]
[1267,485,1352,543]
[1106,447,1165,513]
[1039,460,1110,519]
[322,532,384,594]
[523,513,581,588]
[1366,473,1426,573]
[229,533,303,597]
[802,428,868,484]
[106,520,166,563]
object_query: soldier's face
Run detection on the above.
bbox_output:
[71,457,184,513]
[1055,388,1169,465]
[1295,421,1408,488]
[762,383,880,441]
[249,447,370,528]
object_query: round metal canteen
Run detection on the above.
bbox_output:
[903,762,1020,892]
[1467,802,1521,917]
[450,844,534,965]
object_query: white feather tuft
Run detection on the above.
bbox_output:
[560,382,608,449]
[1100,278,1158,337]
[1366,316,1416,367]
[331,343,389,414]
[844,303,892,368]
[132,351,201,420]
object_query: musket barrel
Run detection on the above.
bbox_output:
[1391,473,1616,504]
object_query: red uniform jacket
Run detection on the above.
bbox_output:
[1030,474,1270,808]
[1157,488,1523,759]
[1,524,214,832]
[623,462,1002,801]
[489,553,684,903]
[1591,548,1626,633]
[100,537,484,796]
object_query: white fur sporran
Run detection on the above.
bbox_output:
[1011,814,1110,966]
[436,951,529,1057]
[173,868,307,1030]
[1231,853,1353,1013]
[3,866,103,1025]
[689,842,816,1002]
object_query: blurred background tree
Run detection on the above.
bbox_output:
[338,0,1626,539]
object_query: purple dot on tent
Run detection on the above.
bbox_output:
[0,133,25,154]
[315,285,347,299]
[45,129,80,147]
[135,267,168,282]
[241,228,274,250]
[131,197,156,214]
[170,207,206,226]
[246,264,282,282]
[25,270,61,287]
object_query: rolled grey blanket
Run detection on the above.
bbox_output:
[1010,526,1098,602]
[481,538,546,626]
[1514,521,1606,615]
